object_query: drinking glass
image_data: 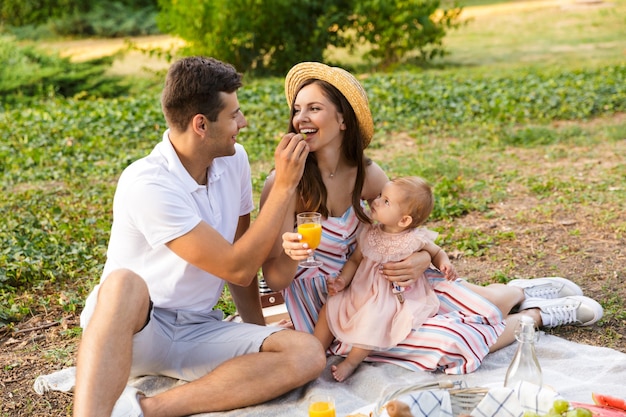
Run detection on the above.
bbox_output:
[308,394,336,417]
[296,212,323,268]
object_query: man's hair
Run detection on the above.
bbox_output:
[392,176,434,228]
[161,56,243,132]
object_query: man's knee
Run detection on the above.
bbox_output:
[99,269,148,300]
[95,269,151,331]
[265,330,326,379]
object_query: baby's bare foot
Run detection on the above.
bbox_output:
[331,361,358,382]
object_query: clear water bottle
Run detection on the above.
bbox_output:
[504,315,543,388]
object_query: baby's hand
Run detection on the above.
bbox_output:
[441,263,458,281]
[327,274,347,296]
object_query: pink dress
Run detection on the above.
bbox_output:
[325,224,440,350]
[280,206,506,374]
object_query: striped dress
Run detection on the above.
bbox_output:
[281,206,506,375]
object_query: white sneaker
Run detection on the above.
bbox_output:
[111,386,144,417]
[507,277,583,299]
[520,296,603,328]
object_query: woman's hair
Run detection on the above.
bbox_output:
[161,56,243,132]
[392,177,434,228]
[289,79,372,224]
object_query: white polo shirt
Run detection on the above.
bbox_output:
[97,130,254,312]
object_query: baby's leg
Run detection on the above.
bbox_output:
[313,305,335,350]
[331,347,370,382]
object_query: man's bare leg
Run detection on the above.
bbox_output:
[138,330,326,416]
[74,269,151,417]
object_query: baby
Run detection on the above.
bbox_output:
[314,176,458,381]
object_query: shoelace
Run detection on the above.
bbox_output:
[543,302,579,326]
[524,283,561,299]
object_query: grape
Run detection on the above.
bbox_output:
[565,408,593,417]
[553,400,569,414]
[522,400,593,417]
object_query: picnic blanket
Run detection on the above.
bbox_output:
[34,333,626,416]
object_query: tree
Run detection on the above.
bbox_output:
[345,0,463,69]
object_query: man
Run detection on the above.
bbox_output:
[74,56,326,417]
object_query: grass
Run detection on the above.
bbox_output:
[441,0,626,71]
[1,5,625,414]
[1,0,625,324]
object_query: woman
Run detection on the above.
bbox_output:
[261,62,603,374]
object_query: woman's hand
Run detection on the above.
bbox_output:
[282,231,310,261]
[381,250,430,288]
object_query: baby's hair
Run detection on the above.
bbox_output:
[391,176,434,228]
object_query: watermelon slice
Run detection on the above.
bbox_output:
[570,402,626,417]
[592,393,626,411]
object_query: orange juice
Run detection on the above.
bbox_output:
[308,400,336,417]
[297,223,322,250]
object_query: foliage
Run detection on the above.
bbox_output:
[2,60,626,321]
[364,65,626,135]
[1,0,160,38]
[156,0,351,75]
[48,2,160,38]
[0,0,90,27]
[0,36,129,103]
[345,0,464,69]
[156,0,461,74]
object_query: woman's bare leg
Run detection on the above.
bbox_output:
[459,281,525,316]
[457,281,542,351]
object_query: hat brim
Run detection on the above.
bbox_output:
[285,62,374,148]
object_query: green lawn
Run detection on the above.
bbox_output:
[1,0,625,324]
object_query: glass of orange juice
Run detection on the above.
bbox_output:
[297,212,323,268]
[308,394,336,417]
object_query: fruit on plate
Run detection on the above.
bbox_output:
[522,399,593,417]
[592,393,626,411]
[570,402,626,417]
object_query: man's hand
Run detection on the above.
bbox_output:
[272,132,309,192]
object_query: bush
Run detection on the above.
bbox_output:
[0,0,90,27]
[49,2,160,38]
[1,0,160,39]
[157,0,351,75]
[346,0,464,69]
[0,36,129,103]
[156,0,463,75]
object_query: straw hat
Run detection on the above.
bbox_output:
[285,62,374,147]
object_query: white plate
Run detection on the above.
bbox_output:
[346,402,386,417]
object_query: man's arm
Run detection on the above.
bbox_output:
[166,133,308,287]
[259,173,301,292]
[227,213,265,325]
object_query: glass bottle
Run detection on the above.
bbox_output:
[504,315,543,388]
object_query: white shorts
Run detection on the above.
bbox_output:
[81,288,282,381]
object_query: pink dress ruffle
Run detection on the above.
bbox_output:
[325,223,440,350]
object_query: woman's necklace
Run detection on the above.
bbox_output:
[327,160,341,179]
